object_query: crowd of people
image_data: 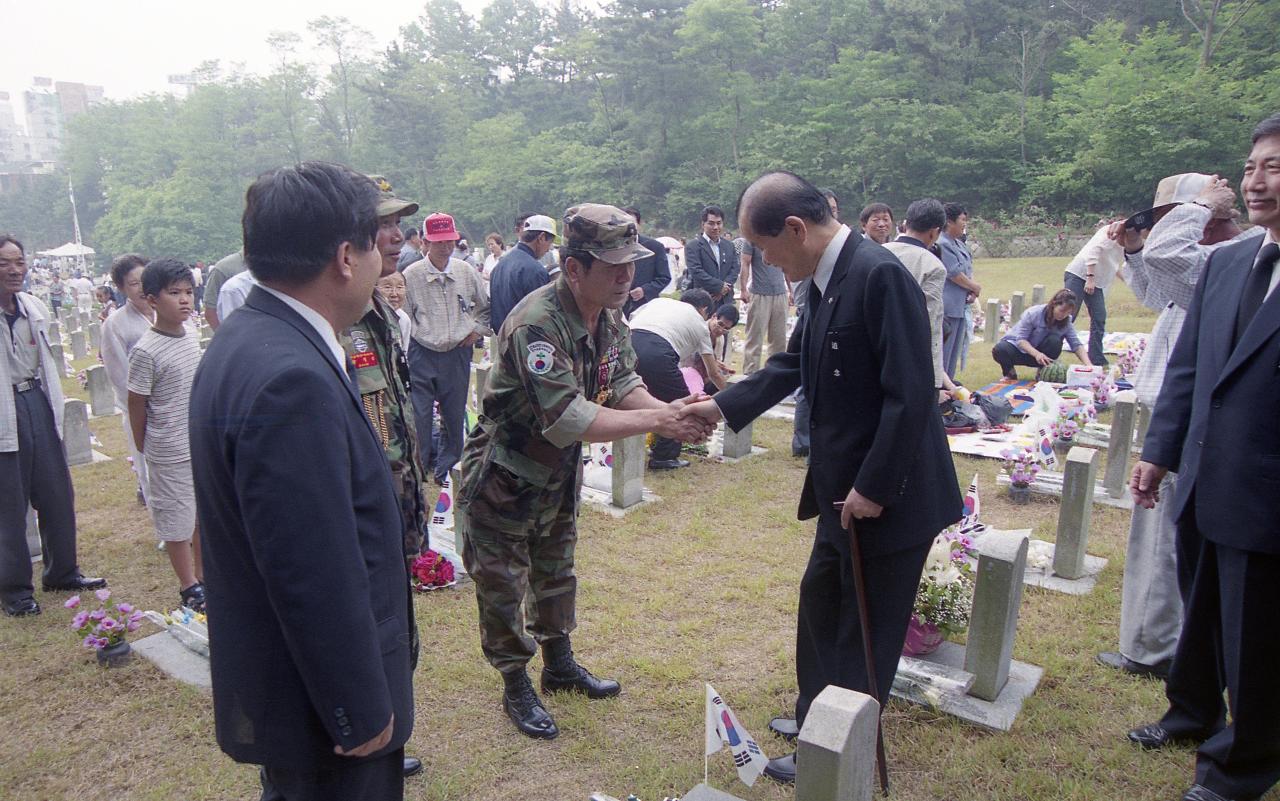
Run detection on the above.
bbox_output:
[2,110,1279,801]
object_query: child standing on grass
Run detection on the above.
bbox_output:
[127,259,205,612]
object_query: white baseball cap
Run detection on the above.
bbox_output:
[523,214,558,241]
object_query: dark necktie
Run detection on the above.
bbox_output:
[1234,242,1280,345]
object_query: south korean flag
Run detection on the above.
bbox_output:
[704,683,769,787]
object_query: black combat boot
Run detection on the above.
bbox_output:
[502,669,559,740]
[540,637,621,699]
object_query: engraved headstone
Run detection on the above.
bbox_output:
[62,399,92,466]
[86,365,115,416]
[964,529,1030,701]
[1054,447,1098,580]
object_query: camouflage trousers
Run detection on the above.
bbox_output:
[458,485,579,675]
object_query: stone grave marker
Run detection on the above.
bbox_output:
[87,321,101,350]
[62,308,78,332]
[1031,284,1045,305]
[964,529,1030,701]
[985,299,1000,344]
[48,344,67,377]
[26,506,41,563]
[796,685,879,801]
[1103,390,1137,498]
[48,320,61,344]
[62,399,93,466]
[720,420,753,459]
[1010,291,1025,323]
[472,362,492,409]
[610,434,645,508]
[1053,446,1097,580]
[1135,401,1152,450]
[86,365,116,416]
[70,330,88,360]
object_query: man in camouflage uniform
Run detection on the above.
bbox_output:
[457,204,714,740]
[339,178,429,781]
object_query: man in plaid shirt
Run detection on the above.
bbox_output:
[1096,174,1261,679]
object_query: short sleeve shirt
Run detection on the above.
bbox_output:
[627,297,713,366]
[127,328,202,463]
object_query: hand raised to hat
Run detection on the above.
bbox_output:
[1194,174,1236,219]
[1106,219,1144,254]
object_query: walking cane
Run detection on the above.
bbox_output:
[838,506,890,796]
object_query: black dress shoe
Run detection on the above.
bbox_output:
[403,756,424,778]
[768,716,799,742]
[1097,651,1171,679]
[647,458,690,470]
[502,671,559,740]
[42,574,107,593]
[763,752,796,784]
[1127,722,1206,750]
[3,597,41,617]
[1182,784,1237,801]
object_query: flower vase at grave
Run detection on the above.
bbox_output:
[902,615,944,657]
[96,639,132,668]
[1053,437,1075,460]
[1008,483,1032,505]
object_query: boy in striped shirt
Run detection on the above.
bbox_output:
[128,259,205,612]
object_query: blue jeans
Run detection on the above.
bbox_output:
[1064,272,1108,366]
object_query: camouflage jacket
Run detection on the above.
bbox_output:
[341,292,428,557]
[459,276,643,533]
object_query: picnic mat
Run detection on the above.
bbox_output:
[973,378,1038,416]
[948,427,1037,460]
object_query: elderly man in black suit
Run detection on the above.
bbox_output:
[190,162,414,801]
[1128,113,1280,801]
[683,204,739,306]
[620,205,670,317]
[683,171,961,785]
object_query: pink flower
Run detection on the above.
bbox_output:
[70,611,89,629]
[126,620,141,632]
[94,588,111,603]
[116,603,133,614]
[88,609,105,622]
[99,617,119,632]
[64,595,81,609]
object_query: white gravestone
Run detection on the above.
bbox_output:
[62,399,93,466]
[86,365,116,416]
[70,330,88,360]
[796,685,880,801]
[1103,390,1137,498]
[1053,447,1098,580]
[964,529,1030,701]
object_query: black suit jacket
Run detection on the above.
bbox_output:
[684,235,740,301]
[1142,235,1280,555]
[716,231,961,555]
[190,286,413,769]
[624,234,671,317]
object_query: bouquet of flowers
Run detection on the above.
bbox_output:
[913,532,977,637]
[76,369,88,390]
[1089,374,1113,408]
[1116,340,1146,377]
[1051,414,1080,441]
[1001,447,1042,487]
[411,549,456,592]
[67,589,143,651]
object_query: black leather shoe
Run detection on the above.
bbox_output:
[403,756,424,778]
[3,597,40,617]
[541,639,621,699]
[763,752,796,784]
[1127,722,1205,750]
[647,458,690,470]
[502,670,559,740]
[768,716,799,742]
[1097,651,1171,679]
[1182,784,1236,801]
[42,574,107,593]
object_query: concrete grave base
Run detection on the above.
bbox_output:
[892,641,1042,731]
[132,631,212,690]
[579,485,661,517]
[680,784,746,801]
[69,450,113,466]
[996,472,1133,509]
[975,528,1107,595]
[88,409,122,420]
[709,444,768,463]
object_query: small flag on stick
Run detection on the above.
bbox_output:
[704,684,768,787]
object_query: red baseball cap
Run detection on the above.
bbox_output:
[422,212,460,242]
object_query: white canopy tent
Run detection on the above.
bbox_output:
[37,242,96,258]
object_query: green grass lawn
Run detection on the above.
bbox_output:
[3,260,1270,801]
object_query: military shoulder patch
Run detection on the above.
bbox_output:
[526,341,556,375]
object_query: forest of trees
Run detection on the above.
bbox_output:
[4,0,1278,262]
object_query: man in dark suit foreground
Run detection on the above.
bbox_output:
[1129,113,1280,801]
[683,172,961,784]
[191,162,413,801]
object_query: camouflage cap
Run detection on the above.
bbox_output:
[367,174,420,218]
[561,204,653,265]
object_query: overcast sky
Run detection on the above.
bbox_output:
[0,0,489,124]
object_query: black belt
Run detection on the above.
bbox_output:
[13,377,41,392]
